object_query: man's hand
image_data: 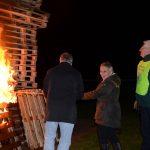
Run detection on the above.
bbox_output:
[133,100,139,110]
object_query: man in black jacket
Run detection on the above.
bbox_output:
[43,52,84,150]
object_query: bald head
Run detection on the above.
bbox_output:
[140,40,150,51]
[139,40,150,58]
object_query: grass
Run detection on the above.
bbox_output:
[70,101,141,150]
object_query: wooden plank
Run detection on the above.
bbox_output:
[0,1,49,19]
[2,23,36,34]
[26,94,44,147]
[0,111,21,120]
[0,0,18,8]
[2,35,37,45]
[15,65,36,71]
[9,55,37,60]
[0,7,48,23]
[17,94,38,149]
[3,41,37,49]
[16,89,46,149]
[34,94,45,135]
[10,59,36,65]
[5,47,37,55]
[0,9,48,28]
[0,128,23,140]
[18,70,37,77]
[21,0,42,7]
[0,141,23,150]
[0,103,26,148]
[17,82,37,89]
[3,29,36,39]
[18,76,36,82]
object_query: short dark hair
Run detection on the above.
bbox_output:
[101,61,114,73]
[101,61,112,68]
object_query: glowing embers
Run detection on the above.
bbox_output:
[0,108,8,129]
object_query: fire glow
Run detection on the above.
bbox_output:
[0,28,17,104]
[0,47,17,103]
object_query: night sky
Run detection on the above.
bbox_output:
[36,0,150,88]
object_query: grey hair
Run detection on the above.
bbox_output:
[59,52,73,65]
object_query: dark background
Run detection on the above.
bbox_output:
[36,0,150,88]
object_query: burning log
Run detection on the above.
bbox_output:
[0,102,26,150]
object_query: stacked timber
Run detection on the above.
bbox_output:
[16,89,46,149]
[0,0,49,89]
[17,0,42,8]
[0,102,26,150]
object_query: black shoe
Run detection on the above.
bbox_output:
[112,142,121,150]
[101,144,109,150]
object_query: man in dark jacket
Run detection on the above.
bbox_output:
[83,61,121,150]
[43,52,84,150]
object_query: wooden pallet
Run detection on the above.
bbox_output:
[17,81,37,89]
[14,65,36,71]
[16,89,46,149]
[3,41,37,49]
[18,76,36,82]
[20,0,42,8]
[2,35,37,45]
[17,70,37,76]
[5,47,37,55]
[0,8,48,28]
[3,23,37,35]
[9,54,37,61]
[0,1,49,28]
[11,59,36,66]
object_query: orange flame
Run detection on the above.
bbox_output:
[0,28,17,103]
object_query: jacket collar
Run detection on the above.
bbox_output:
[143,54,150,61]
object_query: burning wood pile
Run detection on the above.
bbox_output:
[0,0,49,149]
[0,103,26,150]
[0,0,49,89]
[0,44,26,149]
